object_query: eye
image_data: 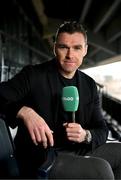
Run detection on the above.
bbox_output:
[57,44,69,49]
[74,46,82,50]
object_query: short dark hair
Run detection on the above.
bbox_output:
[54,21,87,43]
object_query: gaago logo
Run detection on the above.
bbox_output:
[63,97,74,101]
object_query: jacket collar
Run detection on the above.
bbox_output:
[47,59,61,123]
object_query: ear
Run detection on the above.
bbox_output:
[83,44,88,57]
[53,43,56,56]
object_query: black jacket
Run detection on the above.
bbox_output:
[0,59,108,169]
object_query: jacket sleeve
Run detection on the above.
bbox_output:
[89,81,109,150]
[0,65,33,127]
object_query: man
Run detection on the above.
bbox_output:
[0,21,120,179]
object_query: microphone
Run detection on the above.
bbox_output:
[62,86,79,123]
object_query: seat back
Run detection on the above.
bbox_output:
[0,118,19,178]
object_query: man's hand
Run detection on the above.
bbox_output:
[63,122,86,143]
[17,106,54,148]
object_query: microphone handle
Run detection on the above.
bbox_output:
[72,112,75,123]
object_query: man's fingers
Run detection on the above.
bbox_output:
[45,129,54,147]
[28,121,54,148]
[30,130,38,145]
[33,127,42,143]
[40,128,48,148]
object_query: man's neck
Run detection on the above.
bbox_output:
[59,70,76,79]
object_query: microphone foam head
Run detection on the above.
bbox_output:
[62,86,79,112]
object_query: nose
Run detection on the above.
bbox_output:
[66,48,73,58]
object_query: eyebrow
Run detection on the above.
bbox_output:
[56,43,83,49]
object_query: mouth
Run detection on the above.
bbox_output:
[64,60,75,64]
[64,61,76,67]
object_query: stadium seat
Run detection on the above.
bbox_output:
[0,118,19,178]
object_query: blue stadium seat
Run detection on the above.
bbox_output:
[0,118,19,178]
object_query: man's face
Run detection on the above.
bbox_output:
[54,32,88,78]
